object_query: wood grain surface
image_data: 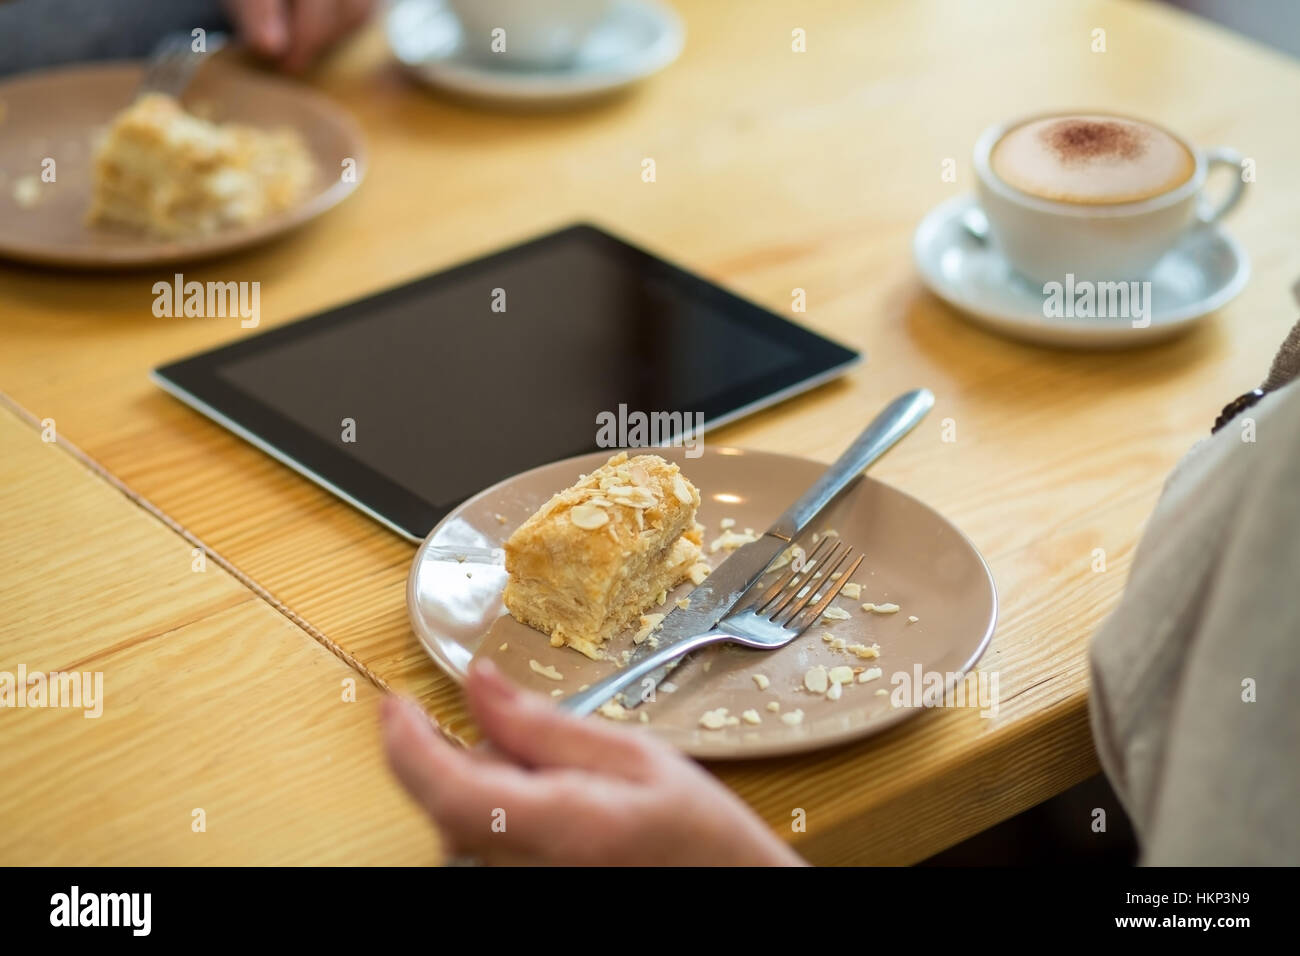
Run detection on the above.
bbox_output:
[0,403,440,864]
[2,0,1298,863]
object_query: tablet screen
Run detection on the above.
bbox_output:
[155,224,859,540]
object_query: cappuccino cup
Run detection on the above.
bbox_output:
[446,0,612,67]
[974,112,1246,284]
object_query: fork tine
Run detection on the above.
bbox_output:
[773,545,855,625]
[788,552,864,630]
[747,536,835,615]
[762,540,845,620]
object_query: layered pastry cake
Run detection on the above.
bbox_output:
[504,452,707,660]
[87,93,314,238]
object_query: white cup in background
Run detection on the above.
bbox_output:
[446,0,613,67]
[973,112,1246,284]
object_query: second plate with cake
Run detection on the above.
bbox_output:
[408,445,997,759]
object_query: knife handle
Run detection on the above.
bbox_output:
[767,388,934,541]
[559,628,725,717]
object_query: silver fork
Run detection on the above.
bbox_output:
[561,537,864,716]
[135,31,227,100]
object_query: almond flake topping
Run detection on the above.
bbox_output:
[569,503,609,530]
[528,660,563,681]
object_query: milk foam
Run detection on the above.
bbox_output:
[991,115,1195,204]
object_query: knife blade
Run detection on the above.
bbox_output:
[614,387,936,709]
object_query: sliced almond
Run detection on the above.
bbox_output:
[699,708,730,730]
[873,603,901,614]
[569,502,609,529]
[822,606,851,622]
[803,665,829,694]
[528,659,563,681]
[826,681,843,701]
[720,517,736,530]
[840,583,862,599]
[671,474,693,504]
[781,709,805,726]
[828,665,855,685]
[857,666,883,683]
[741,709,762,725]
[766,701,781,713]
[688,562,712,585]
[752,673,771,691]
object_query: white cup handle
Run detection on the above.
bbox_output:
[1196,147,1247,226]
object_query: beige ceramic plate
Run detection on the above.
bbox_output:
[0,58,364,268]
[408,446,997,759]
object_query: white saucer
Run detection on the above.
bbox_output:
[912,195,1250,348]
[386,0,684,105]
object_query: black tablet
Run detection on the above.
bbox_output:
[153,224,860,541]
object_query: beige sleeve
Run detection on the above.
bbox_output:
[1088,380,1300,865]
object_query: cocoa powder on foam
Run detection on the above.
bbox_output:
[1039,118,1147,165]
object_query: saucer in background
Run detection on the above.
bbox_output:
[386,0,684,106]
[913,195,1250,349]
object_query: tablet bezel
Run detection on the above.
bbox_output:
[153,223,862,542]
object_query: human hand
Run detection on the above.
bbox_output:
[381,658,806,866]
[223,0,377,73]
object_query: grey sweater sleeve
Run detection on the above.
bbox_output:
[0,0,229,76]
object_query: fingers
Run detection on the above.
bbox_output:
[380,694,573,861]
[225,0,290,58]
[281,0,338,72]
[464,657,660,781]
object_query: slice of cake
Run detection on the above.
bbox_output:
[504,452,705,660]
[87,92,314,238]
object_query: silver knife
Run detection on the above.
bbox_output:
[559,388,935,717]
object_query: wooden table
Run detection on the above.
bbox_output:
[3,0,1298,865]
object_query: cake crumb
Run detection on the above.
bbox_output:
[498,642,508,651]
[599,699,632,720]
[848,642,881,659]
[907,615,919,624]
[752,673,770,691]
[710,529,760,553]
[688,562,712,585]
[550,688,563,697]
[827,680,843,701]
[494,513,506,524]
[741,708,762,725]
[634,613,665,644]
[720,517,735,529]
[676,597,691,610]
[766,701,781,713]
[781,709,805,726]
[660,681,677,693]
